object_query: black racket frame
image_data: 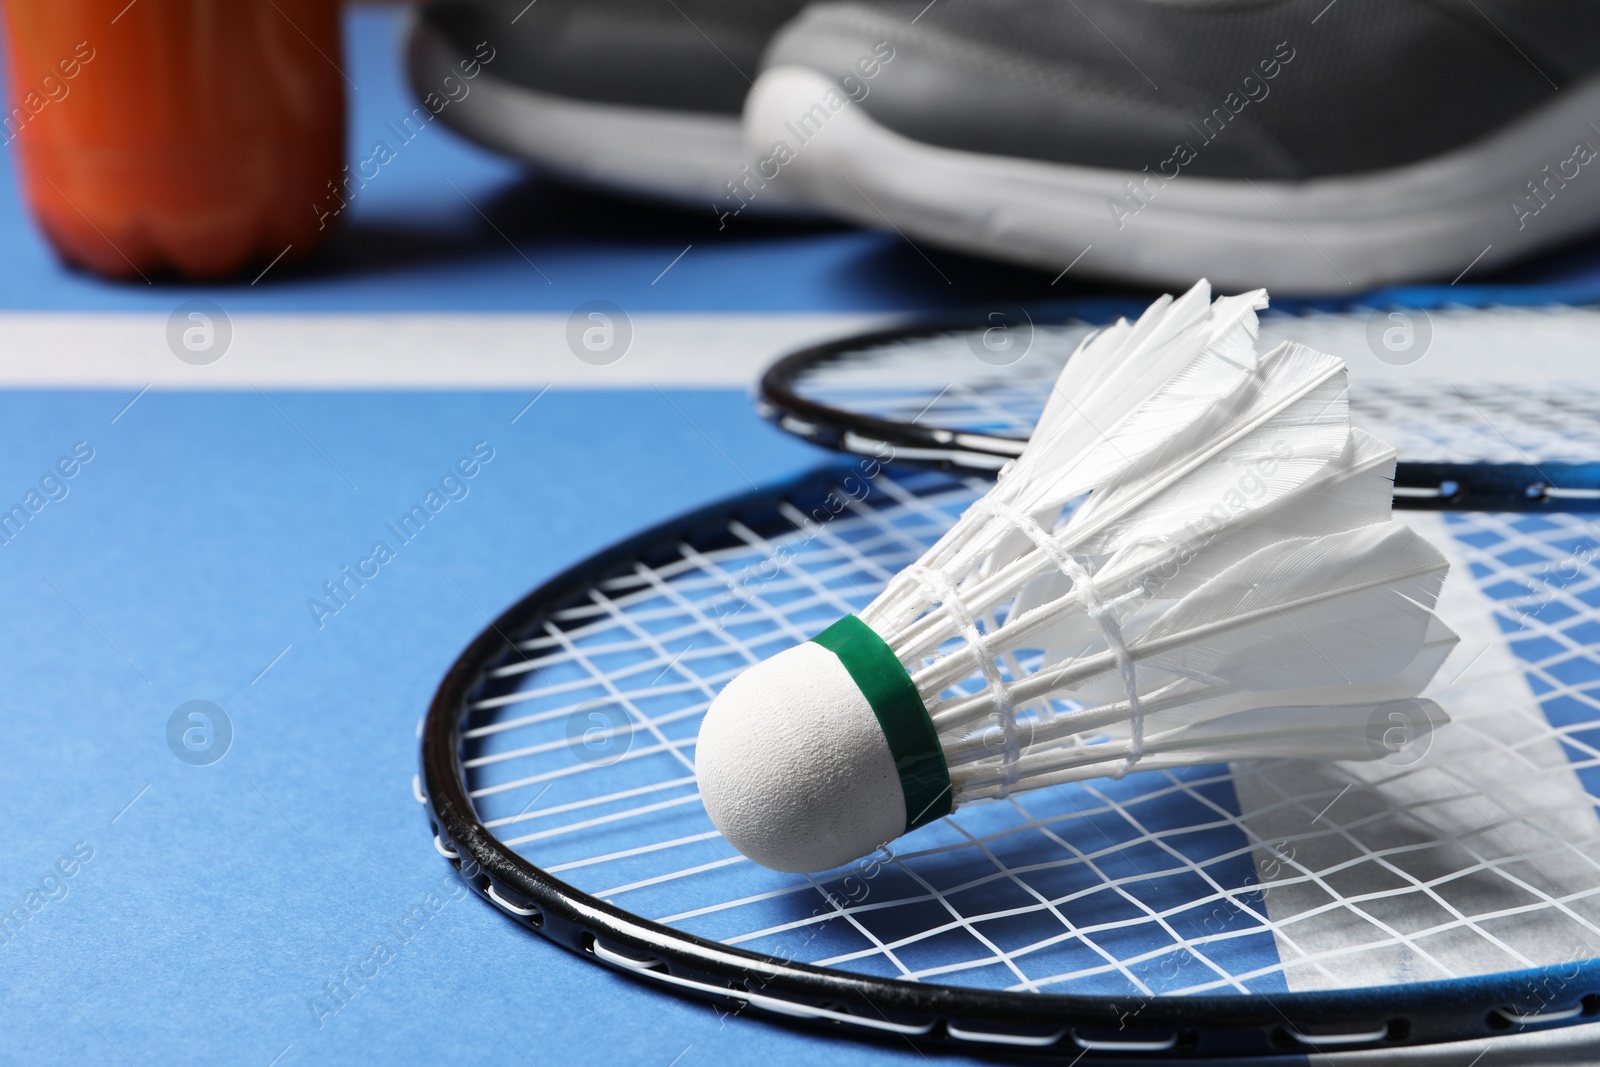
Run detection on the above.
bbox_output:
[421,465,1600,1059]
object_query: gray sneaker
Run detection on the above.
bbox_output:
[745,0,1600,291]
[408,0,811,208]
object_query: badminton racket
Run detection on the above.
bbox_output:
[420,460,1600,1057]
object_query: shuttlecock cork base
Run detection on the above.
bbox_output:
[696,281,1456,875]
[696,616,952,873]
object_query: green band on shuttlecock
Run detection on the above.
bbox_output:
[812,615,953,832]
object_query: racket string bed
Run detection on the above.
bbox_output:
[801,328,1087,433]
[768,308,1600,511]
[428,467,1600,1054]
[1353,381,1600,465]
[808,362,1600,453]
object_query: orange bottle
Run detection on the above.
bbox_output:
[2,0,345,280]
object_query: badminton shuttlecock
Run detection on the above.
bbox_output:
[696,282,1456,873]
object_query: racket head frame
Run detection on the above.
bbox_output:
[757,313,1600,512]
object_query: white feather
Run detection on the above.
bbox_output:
[900,340,1355,673]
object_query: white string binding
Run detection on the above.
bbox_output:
[971,498,1147,779]
[903,563,1024,794]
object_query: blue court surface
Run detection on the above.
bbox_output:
[5,6,1600,1067]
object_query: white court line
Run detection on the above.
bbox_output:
[0,312,888,388]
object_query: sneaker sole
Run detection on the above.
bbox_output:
[409,20,803,212]
[746,65,1600,292]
